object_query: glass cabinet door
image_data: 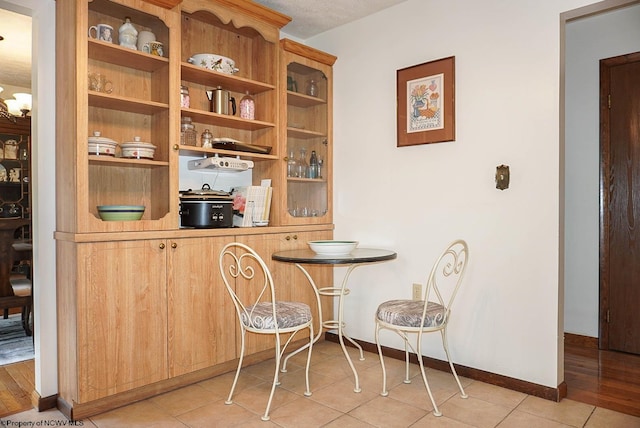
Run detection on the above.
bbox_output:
[280,39,336,226]
[286,62,329,219]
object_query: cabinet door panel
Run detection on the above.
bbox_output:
[237,230,332,355]
[77,240,168,402]
[168,237,236,376]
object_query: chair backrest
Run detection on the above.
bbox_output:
[424,239,469,322]
[218,242,278,330]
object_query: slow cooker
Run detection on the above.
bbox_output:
[179,184,234,228]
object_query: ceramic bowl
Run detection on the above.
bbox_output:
[97,205,145,221]
[88,131,118,156]
[120,137,156,160]
[187,53,239,74]
[308,240,358,256]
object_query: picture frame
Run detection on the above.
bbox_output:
[397,56,455,147]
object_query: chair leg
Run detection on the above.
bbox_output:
[416,334,442,417]
[22,304,32,336]
[262,334,285,421]
[404,339,411,384]
[375,322,389,397]
[3,308,7,319]
[441,328,468,398]
[225,330,246,406]
[303,323,313,397]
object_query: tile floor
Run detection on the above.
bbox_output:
[2,341,640,427]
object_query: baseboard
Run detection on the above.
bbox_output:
[325,332,567,402]
[564,333,599,349]
[31,390,57,412]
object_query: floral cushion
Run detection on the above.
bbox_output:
[242,301,312,330]
[376,299,446,328]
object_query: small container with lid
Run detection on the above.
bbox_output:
[239,91,255,120]
[180,116,197,146]
[200,129,213,148]
[180,85,190,108]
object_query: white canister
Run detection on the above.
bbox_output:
[137,30,156,52]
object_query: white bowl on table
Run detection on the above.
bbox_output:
[308,240,358,256]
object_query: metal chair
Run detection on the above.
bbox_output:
[374,239,469,416]
[219,242,315,421]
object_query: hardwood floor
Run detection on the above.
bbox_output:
[565,343,640,417]
[0,359,34,418]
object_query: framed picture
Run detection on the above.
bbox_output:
[397,56,455,147]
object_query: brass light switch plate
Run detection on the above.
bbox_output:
[496,165,510,190]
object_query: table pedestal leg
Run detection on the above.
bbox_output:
[281,263,365,393]
[335,264,363,392]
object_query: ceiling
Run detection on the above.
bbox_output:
[0,0,408,97]
[253,0,408,39]
[0,7,31,98]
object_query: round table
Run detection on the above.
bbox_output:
[273,247,397,392]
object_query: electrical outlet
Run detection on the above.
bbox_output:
[412,283,422,300]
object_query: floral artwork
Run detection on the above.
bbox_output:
[407,74,444,133]
[397,56,455,146]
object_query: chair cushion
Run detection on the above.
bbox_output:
[376,299,446,328]
[242,301,311,330]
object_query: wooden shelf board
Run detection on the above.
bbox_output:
[286,127,326,139]
[181,108,275,131]
[88,39,169,72]
[181,63,275,94]
[88,156,169,167]
[287,177,326,183]
[178,145,278,161]
[287,91,326,107]
[89,92,169,115]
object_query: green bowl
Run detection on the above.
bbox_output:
[97,205,145,221]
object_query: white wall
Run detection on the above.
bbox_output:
[564,4,640,337]
[1,0,58,399]
[308,0,595,388]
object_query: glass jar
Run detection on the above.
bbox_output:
[201,129,213,148]
[180,116,197,146]
[239,91,255,120]
[180,85,190,108]
[306,79,318,97]
[287,150,298,177]
[296,147,308,178]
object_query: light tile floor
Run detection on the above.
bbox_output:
[3,341,640,427]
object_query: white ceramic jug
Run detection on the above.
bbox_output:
[119,17,138,50]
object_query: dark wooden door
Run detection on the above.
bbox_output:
[600,51,640,354]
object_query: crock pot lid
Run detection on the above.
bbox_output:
[180,184,232,199]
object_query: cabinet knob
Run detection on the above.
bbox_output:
[171,242,177,249]
[285,235,291,241]
[292,235,298,240]
[159,243,165,249]
[173,144,180,151]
